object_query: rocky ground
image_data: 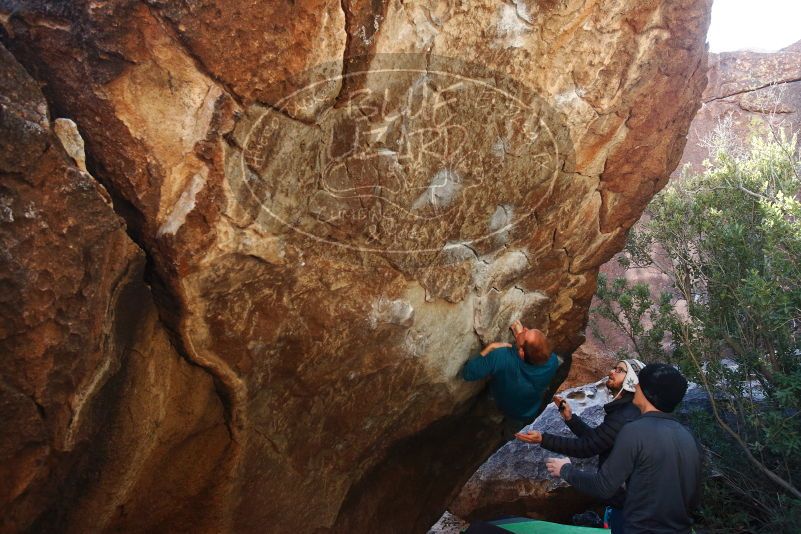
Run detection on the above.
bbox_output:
[428,511,470,534]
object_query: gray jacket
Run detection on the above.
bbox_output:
[561,411,702,534]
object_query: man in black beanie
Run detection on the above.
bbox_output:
[544,363,702,534]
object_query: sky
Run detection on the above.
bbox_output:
[707,0,801,53]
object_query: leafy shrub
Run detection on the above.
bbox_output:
[591,129,801,532]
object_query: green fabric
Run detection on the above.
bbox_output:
[490,518,609,533]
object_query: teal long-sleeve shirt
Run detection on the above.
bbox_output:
[462,346,559,421]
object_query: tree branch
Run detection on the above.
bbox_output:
[680,324,801,500]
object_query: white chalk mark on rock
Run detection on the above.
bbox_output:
[411,168,462,211]
[158,169,208,237]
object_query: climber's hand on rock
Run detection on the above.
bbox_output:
[515,430,542,444]
[546,457,571,478]
[553,395,572,421]
[480,342,512,356]
[510,320,524,335]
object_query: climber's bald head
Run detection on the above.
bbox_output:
[514,327,551,364]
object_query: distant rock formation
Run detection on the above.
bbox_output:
[0,1,710,532]
[682,40,801,174]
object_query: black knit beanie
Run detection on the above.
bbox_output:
[638,363,688,412]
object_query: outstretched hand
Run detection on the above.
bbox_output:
[546,457,571,478]
[480,342,512,356]
[515,430,543,444]
[553,395,572,421]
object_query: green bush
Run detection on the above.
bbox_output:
[591,129,801,532]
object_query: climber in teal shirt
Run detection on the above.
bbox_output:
[462,322,560,436]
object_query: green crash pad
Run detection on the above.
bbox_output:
[489,517,609,533]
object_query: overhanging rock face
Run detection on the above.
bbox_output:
[0,1,711,532]
[0,44,230,533]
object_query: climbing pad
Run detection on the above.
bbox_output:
[489,517,610,533]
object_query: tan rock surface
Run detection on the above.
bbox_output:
[0,43,230,534]
[558,345,617,392]
[0,0,710,532]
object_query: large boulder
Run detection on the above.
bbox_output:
[0,44,230,533]
[0,1,711,532]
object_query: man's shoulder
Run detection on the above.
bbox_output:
[619,399,642,418]
[487,346,517,365]
[605,398,640,423]
[541,352,560,370]
[524,352,559,371]
[633,412,694,436]
[616,414,649,440]
[669,417,699,442]
[494,346,517,358]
